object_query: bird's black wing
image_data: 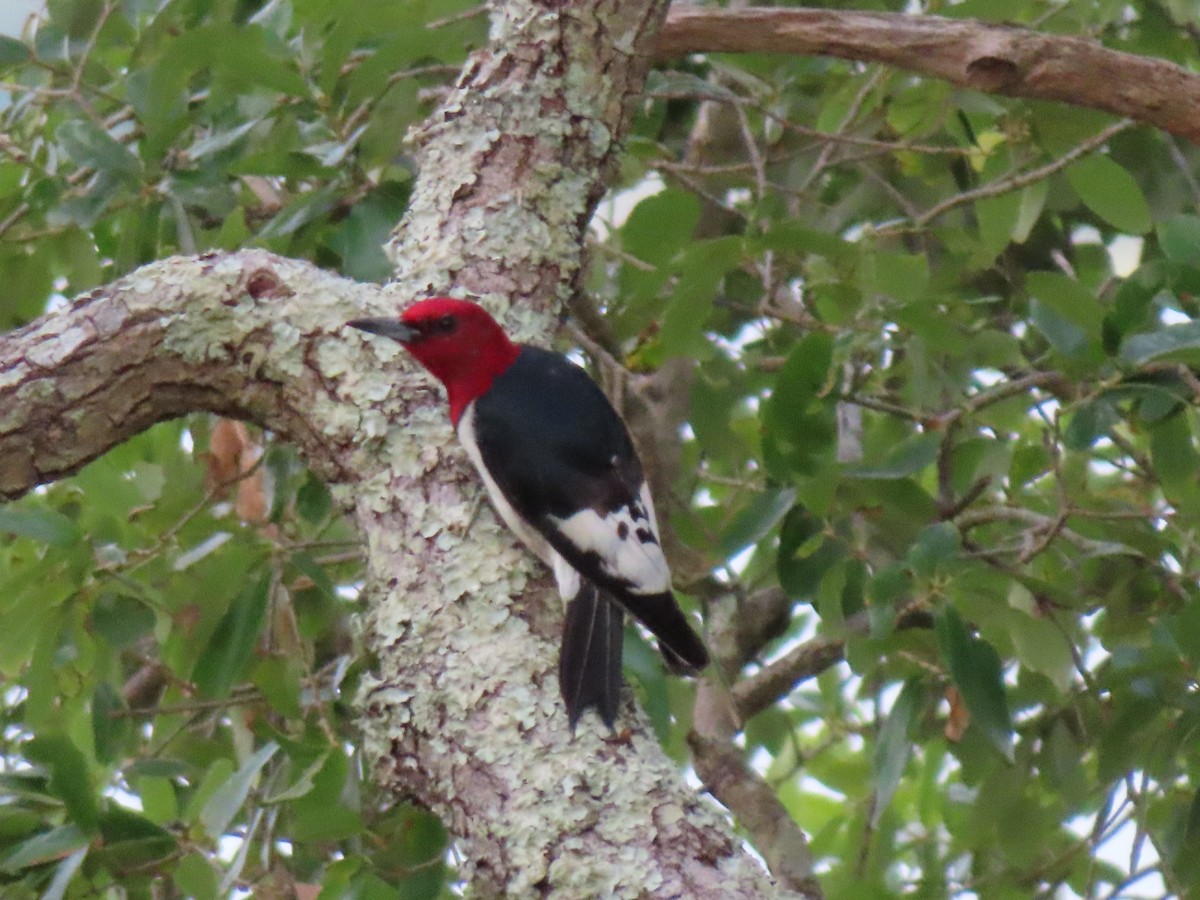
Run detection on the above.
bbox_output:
[472,347,708,675]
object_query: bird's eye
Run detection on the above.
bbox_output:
[436,315,456,333]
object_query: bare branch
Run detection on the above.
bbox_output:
[656,6,1200,145]
[734,633,847,720]
[908,119,1134,228]
[690,724,823,899]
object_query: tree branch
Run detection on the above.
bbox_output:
[734,633,848,722]
[656,6,1200,145]
[0,251,378,501]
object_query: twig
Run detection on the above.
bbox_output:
[906,119,1134,229]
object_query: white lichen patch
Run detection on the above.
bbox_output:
[318,401,364,439]
[268,320,305,378]
[499,302,557,347]
[350,332,408,364]
[359,409,390,440]
[0,361,29,390]
[129,275,160,296]
[313,339,355,380]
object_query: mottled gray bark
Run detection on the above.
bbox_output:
[357,0,795,894]
[0,253,374,501]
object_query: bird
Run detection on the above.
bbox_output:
[348,297,709,728]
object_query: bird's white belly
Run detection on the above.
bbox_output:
[457,405,581,602]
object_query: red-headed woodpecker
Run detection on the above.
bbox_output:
[349,298,709,728]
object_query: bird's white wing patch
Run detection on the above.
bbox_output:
[550,483,671,596]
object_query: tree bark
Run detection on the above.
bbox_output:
[0,253,373,500]
[358,0,798,892]
[657,6,1200,146]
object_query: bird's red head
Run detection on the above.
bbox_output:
[348,298,520,423]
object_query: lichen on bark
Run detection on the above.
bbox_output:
[355,0,793,895]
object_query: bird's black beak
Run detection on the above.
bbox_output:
[347,317,418,343]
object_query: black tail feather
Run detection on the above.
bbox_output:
[559,582,624,730]
[621,590,709,674]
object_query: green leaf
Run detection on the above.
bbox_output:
[289,551,336,601]
[935,605,1014,762]
[288,751,365,841]
[1122,320,1200,366]
[188,119,261,160]
[0,805,42,841]
[863,251,929,304]
[130,462,166,503]
[718,487,796,557]
[1166,786,1200,889]
[761,333,836,478]
[253,656,303,718]
[886,79,951,136]
[92,682,129,765]
[873,677,923,826]
[199,741,278,840]
[136,775,178,825]
[174,853,219,900]
[975,190,1022,258]
[1065,154,1151,234]
[1150,413,1200,489]
[0,507,81,545]
[1158,215,1200,267]
[41,846,88,900]
[868,562,909,609]
[1026,271,1103,339]
[753,221,857,264]
[1006,610,1075,694]
[264,751,330,804]
[0,824,89,875]
[906,522,961,578]
[659,236,742,356]
[845,431,941,480]
[777,506,845,600]
[92,808,176,869]
[90,592,156,648]
[57,119,141,180]
[376,805,448,897]
[1012,180,1048,244]
[1030,300,1088,358]
[24,736,100,833]
[192,572,271,698]
[296,472,333,523]
[0,36,31,66]
[257,183,340,240]
[326,182,411,283]
[1064,397,1119,449]
[619,189,700,266]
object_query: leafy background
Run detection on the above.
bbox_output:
[3,0,1200,897]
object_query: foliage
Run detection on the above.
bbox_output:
[4,0,1200,897]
